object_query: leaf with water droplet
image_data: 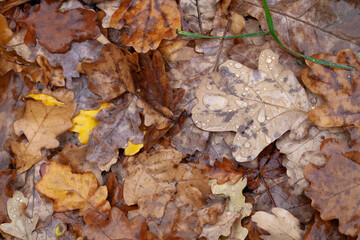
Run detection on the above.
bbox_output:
[192,49,309,162]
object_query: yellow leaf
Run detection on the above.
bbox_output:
[124,141,144,156]
[26,93,64,106]
[70,103,112,144]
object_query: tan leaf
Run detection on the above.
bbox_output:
[110,0,181,52]
[252,208,305,240]
[192,49,309,162]
[276,125,348,195]
[11,90,76,173]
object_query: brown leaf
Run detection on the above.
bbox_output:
[11,90,76,173]
[0,169,16,224]
[79,43,137,102]
[192,49,309,162]
[300,49,360,134]
[35,161,111,218]
[35,55,65,87]
[234,0,360,55]
[304,138,360,237]
[14,0,100,53]
[86,93,143,169]
[241,143,287,190]
[110,0,181,53]
[0,14,13,45]
[304,213,356,240]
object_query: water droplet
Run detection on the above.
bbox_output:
[256,90,261,94]
[263,88,267,91]
[235,99,248,108]
[241,93,246,97]
[266,58,272,64]
[234,63,243,69]
[245,87,249,91]
[244,142,251,148]
[257,108,266,123]
[266,116,270,120]
[235,124,239,128]
[229,109,232,112]
[206,119,210,122]
[236,74,240,78]
[229,62,233,66]
[202,123,206,127]
[203,95,228,110]
[206,82,212,90]
[272,56,275,60]
[265,135,272,144]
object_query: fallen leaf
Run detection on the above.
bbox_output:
[304,138,360,237]
[192,49,309,162]
[0,191,39,240]
[35,55,65,87]
[86,93,144,169]
[0,14,13,45]
[179,0,219,33]
[14,0,100,53]
[300,49,360,134]
[71,75,101,112]
[234,0,360,56]
[241,143,287,190]
[96,0,121,28]
[304,213,356,240]
[110,0,181,52]
[0,169,16,223]
[25,93,64,106]
[252,208,304,240]
[35,160,111,218]
[277,125,348,195]
[79,43,137,102]
[124,139,144,156]
[70,103,112,144]
[11,90,76,173]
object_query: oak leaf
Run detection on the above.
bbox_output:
[0,14,13,45]
[300,49,360,134]
[14,0,100,53]
[35,161,111,217]
[304,138,360,237]
[0,191,39,240]
[0,170,16,224]
[86,93,144,169]
[192,49,309,162]
[11,91,76,173]
[252,208,304,240]
[110,0,181,53]
[79,43,137,102]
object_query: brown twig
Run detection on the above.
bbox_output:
[211,19,231,73]
[260,175,277,208]
[195,0,204,35]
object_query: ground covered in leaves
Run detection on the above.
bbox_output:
[0,0,360,239]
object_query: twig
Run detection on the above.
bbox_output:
[260,175,277,208]
[211,19,231,73]
[195,0,204,35]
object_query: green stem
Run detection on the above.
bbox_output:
[176,29,269,39]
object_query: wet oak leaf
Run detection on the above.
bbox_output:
[304,138,360,237]
[79,43,137,102]
[0,191,39,240]
[110,0,181,53]
[192,49,309,162]
[11,93,76,173]
[300,49,360,134]
[0,169,16,224]
[35,161,111,217]
[14,0,100,53]
[86,93,144,169]
[252,208,304,240]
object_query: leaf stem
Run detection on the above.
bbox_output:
[176,29,269,39]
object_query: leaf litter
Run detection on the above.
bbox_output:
[0,0,359,239]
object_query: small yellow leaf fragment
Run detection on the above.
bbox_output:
[70,103,112,144]
[26,94,64,106]
[124,141,144,156]
[55,223,65,236]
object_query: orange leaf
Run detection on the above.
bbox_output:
[35,161,111,217]
[15,0,100,53]
[110,0,181,53]
[300,49,360,134]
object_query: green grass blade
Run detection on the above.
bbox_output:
[176,29,269,39]
[262,0,357,71]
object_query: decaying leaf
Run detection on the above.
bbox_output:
[79,43,137,102]
[192,49,309,162]
[300,49,360,134]
[86,94,143,169]
[70,103,112,144]
[277,125,348,195]
[179,0,219,33]
[35,161,111,217]
[14,0,100,53]
[11,90,76,173]
[304,138,360,237]
[110,0,181,52]
[0,191,39,240]
[0,14,13,45]
[0,169,16,223]
[252,208,304,240]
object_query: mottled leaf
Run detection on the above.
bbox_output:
[192,49,309,162]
